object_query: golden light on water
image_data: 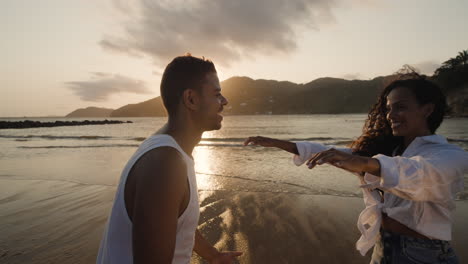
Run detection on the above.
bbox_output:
[193,144,217,191]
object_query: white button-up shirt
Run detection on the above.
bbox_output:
[293,135,468,256]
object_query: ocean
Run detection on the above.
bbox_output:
[1,114,467,199]
[1,114,468,263]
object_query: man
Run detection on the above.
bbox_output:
[97,55,242,263]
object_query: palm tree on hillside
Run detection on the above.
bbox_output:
[437,49,467,73]
[444,58,460,69]
[433,49,468,93]
[457,50,468,66]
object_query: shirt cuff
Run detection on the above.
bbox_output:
[293,141,329,166]
[360,172,381,189]
[373,154,399,188]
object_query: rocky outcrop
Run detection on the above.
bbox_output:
[0,120,132,129]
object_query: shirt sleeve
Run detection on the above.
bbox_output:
[366,147,468,202]
[293,141,352,166]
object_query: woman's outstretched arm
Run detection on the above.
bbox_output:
[244,136,298,154]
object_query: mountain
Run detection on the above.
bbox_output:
[66,107,114,117]
[110,97,167,117]
[65,50,468,118]
[72,75,467,117]
[108,76,388,117]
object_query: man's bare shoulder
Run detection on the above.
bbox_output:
[125,146,187,222]
[137,146,185,166]
[131,146,187,182]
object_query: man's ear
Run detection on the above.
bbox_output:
[182,89,199,110]
[423,103,435,118]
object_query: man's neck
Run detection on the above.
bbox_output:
[157,119,203,156]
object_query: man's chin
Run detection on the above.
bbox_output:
[213,122,222,130]
[204,122,222,131]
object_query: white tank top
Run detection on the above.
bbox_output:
[97,134,200,264]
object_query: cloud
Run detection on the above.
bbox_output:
[101,0,339,67]
[152,69,163,76]
[66,73,151,102]
[341,73,364,80]
[409,61,440,75]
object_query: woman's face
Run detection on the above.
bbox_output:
[386,86,433,139]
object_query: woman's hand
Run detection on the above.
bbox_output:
[244,136,278,147]
[306,148,380,175]
[244,136,299,154]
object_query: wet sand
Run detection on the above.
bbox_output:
[1,179,467,264]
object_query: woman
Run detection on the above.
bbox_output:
[244,76,468,263]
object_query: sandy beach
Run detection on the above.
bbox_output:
[1,179,467,264]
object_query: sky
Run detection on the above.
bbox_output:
[2,0,468,117]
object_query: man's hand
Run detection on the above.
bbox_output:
[209,251,243,264]
[194,230,243,263]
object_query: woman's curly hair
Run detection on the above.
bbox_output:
[350,67,448,157]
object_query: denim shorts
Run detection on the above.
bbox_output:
[370,229,458,264]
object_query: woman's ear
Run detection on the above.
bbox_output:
[423,103,435,118]
[182,89,199,110]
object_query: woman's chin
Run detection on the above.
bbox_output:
[392,129,403,136]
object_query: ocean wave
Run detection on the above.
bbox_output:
[201,136,350,142]
[0,176,116,187]
[18,144,139,149]
[4,135,464,147]
[196,171,362,198]
[14,140,349,149]
[196,172,468,200]
[197,143,245,148]
[1,135,113,140]
[1,173,465,200]
[201,137,245,142]
[327,140,353,146]
[447,138,468,143]
[289,137,341,141]
[3,134,353,144]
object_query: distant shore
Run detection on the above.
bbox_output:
[2,113,468,119]
[0,120,132,129]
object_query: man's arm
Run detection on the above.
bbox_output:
[193,229,219,260]
[129,147,187,264]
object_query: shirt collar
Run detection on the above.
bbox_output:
[415,134,447,144]
[398,134,447,157]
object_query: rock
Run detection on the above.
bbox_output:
[0,120,132,129]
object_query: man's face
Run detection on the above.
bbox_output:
[196,72,228,131]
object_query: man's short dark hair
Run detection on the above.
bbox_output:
[160,55,216,116]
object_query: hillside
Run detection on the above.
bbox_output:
[66,49,468,118]
[66,107,114,117]
[109,97,167,117]
[107,76,388,116]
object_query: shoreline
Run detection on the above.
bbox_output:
[1,179,467,263]
[2,114,468,119]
